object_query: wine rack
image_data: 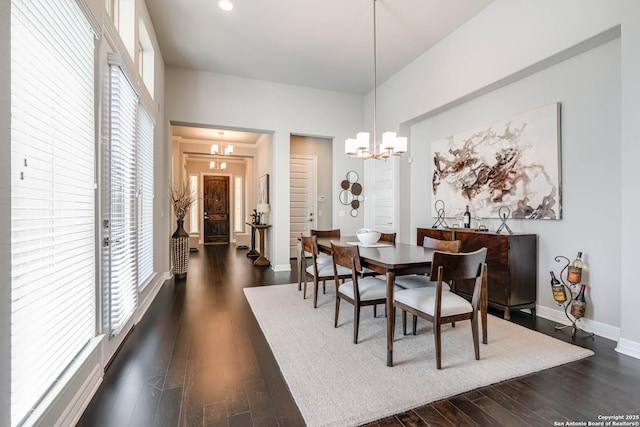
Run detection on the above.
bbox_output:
[552,255,595,338]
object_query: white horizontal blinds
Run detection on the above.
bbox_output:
[10,0,96,425]
[137,106,154,287]
[109,65,139,334]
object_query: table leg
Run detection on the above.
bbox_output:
[386,271,396,367]
[254,228,270,266]
[247,227,259,258]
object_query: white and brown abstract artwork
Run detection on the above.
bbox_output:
[431,103,561,220]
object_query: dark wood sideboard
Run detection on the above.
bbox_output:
[417,228,537,319]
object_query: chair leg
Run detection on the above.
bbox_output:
[323,279,326,294]
[353,304,361,344]
[334,295,340,328]
[302,276,308,299]
[412,315,418,335]
[402,310,407,335]
[451,321,456,328]
[373,305,377,318]
[313,278,319,308]
[434,322,442,370]
[471,311,480,361]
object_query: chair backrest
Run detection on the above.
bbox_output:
[330,241,362,274]
[311,229,341,238]
[422,236,461,253]
[379,232,396,243]
[429,248,487,281]
[300,235,319,257]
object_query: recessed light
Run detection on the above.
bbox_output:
[218,0,233,11]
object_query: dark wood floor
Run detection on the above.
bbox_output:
[77,244,640,427]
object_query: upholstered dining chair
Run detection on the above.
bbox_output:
[379,232,396,243]
[300,235,351,308]
[394,236,462,333]
[393,248,488,369]
[331,241,402,344]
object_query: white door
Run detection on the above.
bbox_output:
[290,155,317,257]
[365,156,398,233]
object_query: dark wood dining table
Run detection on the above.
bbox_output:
[316,236,436,367]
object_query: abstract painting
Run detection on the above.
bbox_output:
[431,103,561,220]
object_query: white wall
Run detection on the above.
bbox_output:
[165,68,366,269]
[619,0,640,358]
[369,0,640,347]
[410,39,621,331]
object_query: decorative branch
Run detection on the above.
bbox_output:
[169,182,196,220]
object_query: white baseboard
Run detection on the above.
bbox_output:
[535,304,621,341]
[135,271,169,324]
[616,338,640,360]
[53,364,103,427]
[272,263,292,272]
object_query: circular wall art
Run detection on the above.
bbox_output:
[339,171,364,214]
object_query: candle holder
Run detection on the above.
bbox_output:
[553,255,594,338]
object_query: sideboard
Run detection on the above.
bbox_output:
[417,228,537,319]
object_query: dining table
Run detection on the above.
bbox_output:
[315,236,434,367]
[315,236,488,367]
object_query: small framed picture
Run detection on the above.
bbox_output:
[258,174,269,204]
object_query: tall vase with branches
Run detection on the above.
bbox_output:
[170,182,195,279]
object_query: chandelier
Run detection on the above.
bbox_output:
[345,0,406,160]
[210,131,233,170]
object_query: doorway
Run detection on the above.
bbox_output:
[203,175,230,244]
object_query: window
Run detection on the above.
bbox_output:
[189,174,199,234]
[137,106,154,287]
[106,63,138,335]
[10,0,96,425]
[138,20,155,98]
[234,175,243,232]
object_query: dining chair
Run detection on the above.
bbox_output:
[393,248,488,369]
[394,236,462,332]
[379,232,396,243]
[301,235,351,308]
[331,241,402,344]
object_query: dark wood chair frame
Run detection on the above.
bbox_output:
[300,235,350,308]
[331,241,388,344]
[393,248,488,369]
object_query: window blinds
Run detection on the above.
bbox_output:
[137,106,154,287]
[108,65,139,335]
[10,0,96,425]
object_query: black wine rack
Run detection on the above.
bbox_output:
[552,255,595,338]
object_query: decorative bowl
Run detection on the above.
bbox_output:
[356,228,381,245]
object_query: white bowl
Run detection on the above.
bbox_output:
[356,229,381,245]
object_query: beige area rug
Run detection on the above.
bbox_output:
[244,283,593,427]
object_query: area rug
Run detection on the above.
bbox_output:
[244,283,593,427]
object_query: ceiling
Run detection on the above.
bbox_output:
[147,0,494,96]
[155,0,494,144]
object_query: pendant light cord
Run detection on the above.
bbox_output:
[372,0,377,153]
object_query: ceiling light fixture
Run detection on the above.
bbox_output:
[218,0,233,11]
[210,131,233,170]
[345,0,406,160]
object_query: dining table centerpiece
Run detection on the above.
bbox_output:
[169,182,195,279]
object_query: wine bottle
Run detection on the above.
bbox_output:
[567,251,583,284]
[570,284,587,318]
[463,205,471,229]
[550,271,566,303]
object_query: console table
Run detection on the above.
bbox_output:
[417,228,537,319]
[247,223,271,266]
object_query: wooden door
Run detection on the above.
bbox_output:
[203,175,230,244]
[289,155,317,257]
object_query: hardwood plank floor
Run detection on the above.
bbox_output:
[77,244,640,427]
